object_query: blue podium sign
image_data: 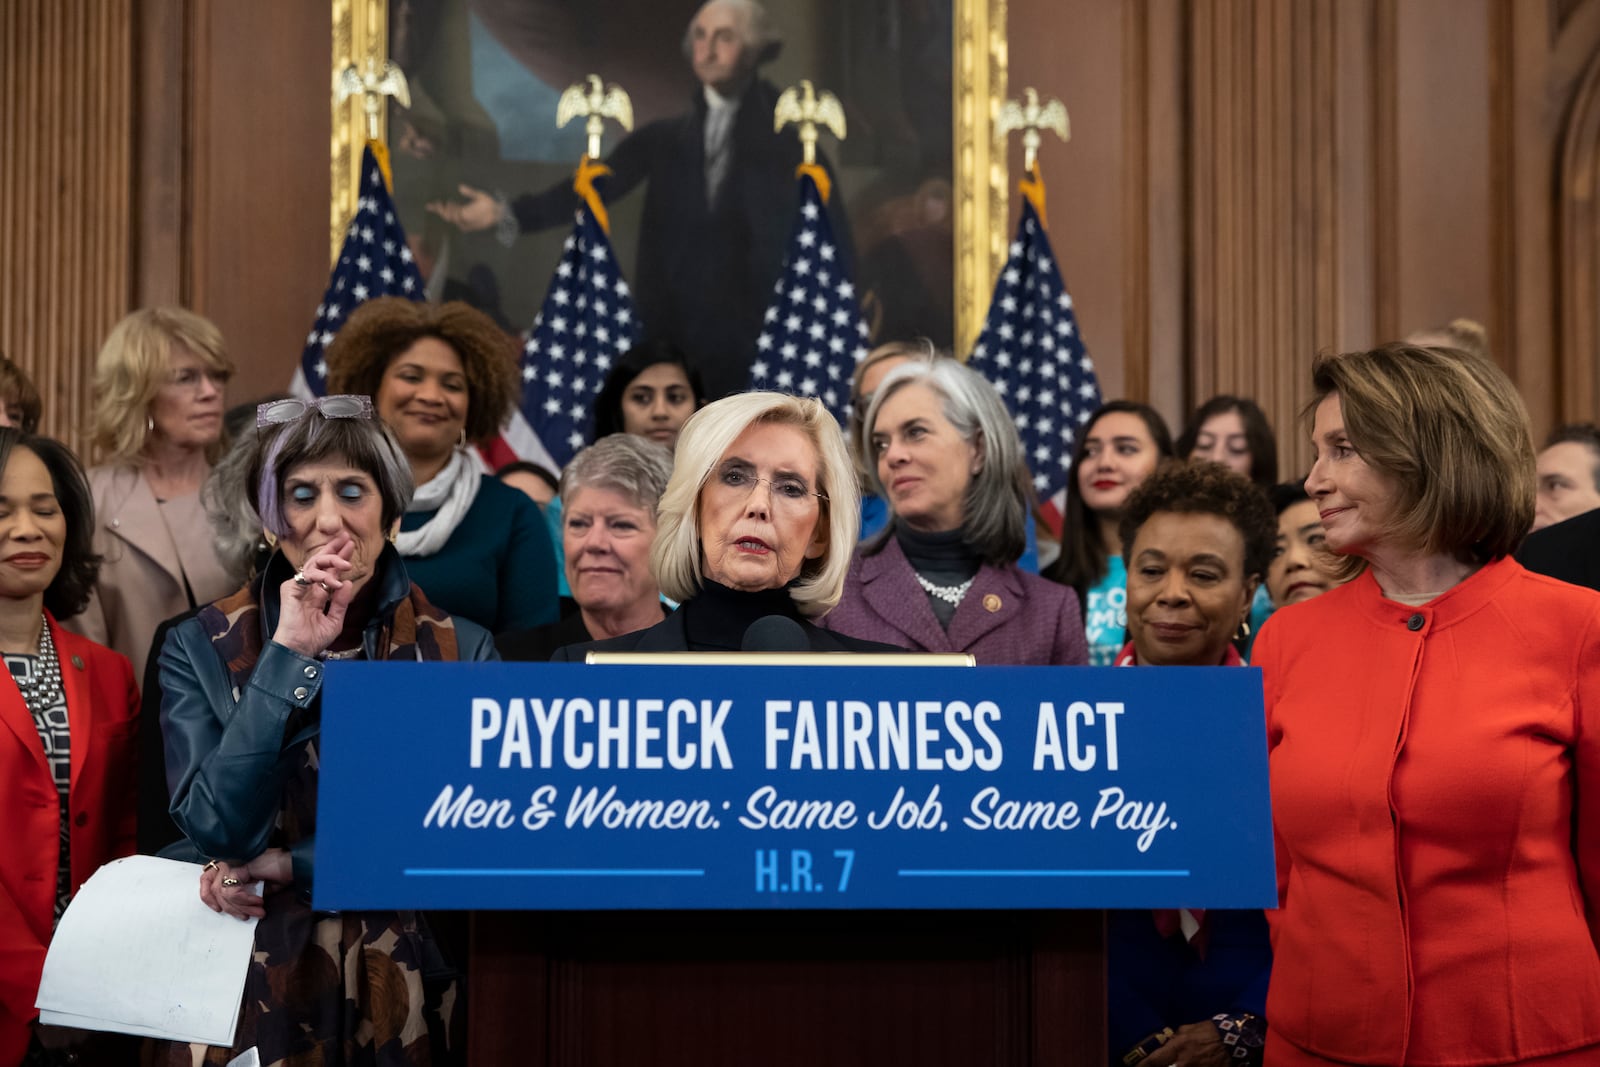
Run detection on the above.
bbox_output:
[314,662,1274,910]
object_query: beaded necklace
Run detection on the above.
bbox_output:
[12,615,62,708]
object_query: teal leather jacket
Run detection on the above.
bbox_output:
[158,547,496,883]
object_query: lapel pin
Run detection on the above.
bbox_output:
[983,594,1002,613]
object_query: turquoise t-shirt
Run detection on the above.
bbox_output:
[1084,555,1128,667]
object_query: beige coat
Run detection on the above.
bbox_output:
[66,464,237,683]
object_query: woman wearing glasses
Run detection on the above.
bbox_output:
[823,359,1087,665]
[153,396,496,1066]
[71,308,240,682]
[555,392,899,657]
[325,297,558,635]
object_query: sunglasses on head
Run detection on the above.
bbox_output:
[256,394,374,428]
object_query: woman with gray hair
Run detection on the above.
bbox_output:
[554,393,900,657]
[823,359,1088,664]
[151,395,496,1065]
[498,434,675,661]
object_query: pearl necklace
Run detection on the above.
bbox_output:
[914,572,974,606]
[12,615,62,708]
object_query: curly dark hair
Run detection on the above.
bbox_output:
[0,429,101,618]
[323,297,520,444]
[1118,460,1278,583]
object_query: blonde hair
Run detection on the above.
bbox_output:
[1404,317,1489,363]
[1308,343,1534,577]
[651,392,858,617]
[92,307,232,463]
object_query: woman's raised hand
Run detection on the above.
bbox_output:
[273,533,358,657]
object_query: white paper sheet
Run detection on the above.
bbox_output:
[35,855,259,1046]
[226,1048,261,1067]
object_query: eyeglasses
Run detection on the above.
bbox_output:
[709,460,826,511]
[256,394,375,428]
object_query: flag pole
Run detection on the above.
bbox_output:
[997,88,1070,227]
[775,80,847,205]
[334,58,412,192]
[555,75,635,233]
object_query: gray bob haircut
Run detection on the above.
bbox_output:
[862,358,1032,566]
[651,392,859,617]
[202,426,269,584]
[249,413,415,539]
[560,433,674,520]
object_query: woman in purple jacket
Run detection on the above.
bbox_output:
[823,358,1087,665]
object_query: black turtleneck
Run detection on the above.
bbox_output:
[681,579,806,652]
[894,525,981,629]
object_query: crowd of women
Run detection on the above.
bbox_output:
[2,299,1597,1067]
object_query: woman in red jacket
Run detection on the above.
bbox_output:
[0,430,139,1065]
[1253,343,1600,1065]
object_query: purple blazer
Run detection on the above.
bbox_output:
[821,537,1088,666]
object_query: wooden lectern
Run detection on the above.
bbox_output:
[468,908,1104,1065]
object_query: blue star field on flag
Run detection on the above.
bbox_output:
[749,172,869,423]
[296,144,425,399]
[517,199,642,467]
[967,196,1103,498]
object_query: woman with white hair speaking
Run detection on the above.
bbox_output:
[823,358,1087,665]
[553,392,899,657]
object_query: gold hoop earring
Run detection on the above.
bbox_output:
[262,529,277,549]
[458,429,468,449]
[1235,617,1252,641]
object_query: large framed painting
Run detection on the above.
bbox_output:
[330,0,1008,363]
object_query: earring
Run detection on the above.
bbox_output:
[146,414,154,434]
[1235,617,1252,641]
[458,428,468,449]
[262,529,277,548]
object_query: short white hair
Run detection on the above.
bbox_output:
[683,0,775,61]
[651,392,858,617]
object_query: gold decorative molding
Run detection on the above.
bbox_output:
[330,0,388,263]
[333,2,1006,345]
[954,0,1009,355]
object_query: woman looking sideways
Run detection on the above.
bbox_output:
[1047,401,1174,665]
[74,308,238,682]
[1254,343,1600,1064]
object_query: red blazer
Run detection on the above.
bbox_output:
[0,617,138,1064]
[1255,558,1600,1065]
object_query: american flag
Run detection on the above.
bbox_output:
[748,171,868,423]
[499,193,641,469]
[294,143,425,399]
[967,195,1102,509]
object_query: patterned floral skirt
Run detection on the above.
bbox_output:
[151,892,458,1067]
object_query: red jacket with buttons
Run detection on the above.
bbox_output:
[1254,558,1600,1065]
[0,616,137,1063]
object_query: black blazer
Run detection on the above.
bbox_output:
[496,612,595,663]
[1516,509,1600,592]
[551,609,902,661]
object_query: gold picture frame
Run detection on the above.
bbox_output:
[330,0,1007,353]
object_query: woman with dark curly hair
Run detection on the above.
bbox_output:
[1107,459,1277,1067]
[0,429,140,1065]
[326,297,558,633]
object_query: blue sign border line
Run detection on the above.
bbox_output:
[897,869,1191,878]
[403,868,705,877]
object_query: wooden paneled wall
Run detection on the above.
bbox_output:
[0,1,134,458]
[1013,0,1600,476]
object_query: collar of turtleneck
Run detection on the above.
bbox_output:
[681,578,805,651]
[894,524,981,582]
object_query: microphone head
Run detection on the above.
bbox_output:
[741,614,811,653]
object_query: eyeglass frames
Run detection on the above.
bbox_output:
[256,394,375,428]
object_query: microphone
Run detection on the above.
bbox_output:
[741,615,812,653]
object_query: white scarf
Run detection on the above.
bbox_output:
[396,448,482,558]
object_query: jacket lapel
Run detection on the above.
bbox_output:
[946,565,1026,652]
[56,619,91,796]
[0,657,46,776]
[860,540,950,653]
[102,469,186,589]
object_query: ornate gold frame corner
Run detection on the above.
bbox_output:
[330,0,390,263]
[331,1,1007,342]
[954,0,1008,355]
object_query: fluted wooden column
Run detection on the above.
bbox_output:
[0,0,134,457]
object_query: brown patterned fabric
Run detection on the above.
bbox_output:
[153,577,460,1066]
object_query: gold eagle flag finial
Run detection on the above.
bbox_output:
[335,58,412,144]
[997,87,1069,174]
[774,80,847,167]
[557,74,635,162]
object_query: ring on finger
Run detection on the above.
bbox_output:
[203,859,219,872]
[221,877,241,887]
[292,571,312,586]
